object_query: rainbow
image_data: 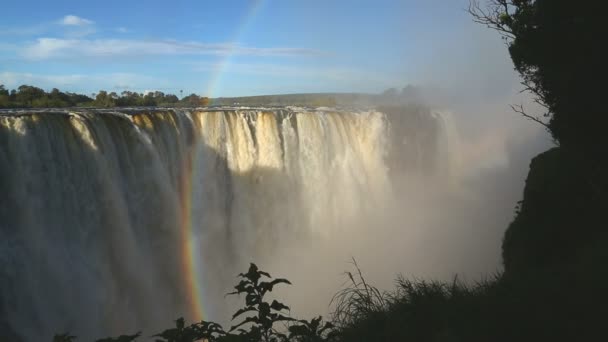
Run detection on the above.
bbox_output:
[181,0,267,322]
[180,152,205,321]
[205,0,266,99]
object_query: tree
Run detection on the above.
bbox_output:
[0,85,9,107]
[469,0,605,151]
[181,93,209,107]
[95,90,115,107]
[48,88,71,107]
[15,85,45,107]
[142,92,156,106]
[470,0,608,275]
[164,94,179,104]
[0,84,185,108]
[66,92,93,106]
[118,91,141,106]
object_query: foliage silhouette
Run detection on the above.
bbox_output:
[53,263,336,342]
[47,255,607,341]
[153,318,227,342]
[469,0,608,277]
[52,333,77,342]
[469,0,605,150]
[335,2,608,340]
[330,259,387,329]
[287,317,337,342]
[96,332,142,342]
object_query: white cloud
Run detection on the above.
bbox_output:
[0,16,94,37]
[116,27,129,33]
[19,38,323,60]
[58,15,96,37]
[60,15,94,26]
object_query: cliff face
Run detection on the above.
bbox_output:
[502,147,607,275]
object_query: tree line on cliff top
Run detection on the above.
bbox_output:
[0,84,421,109]
[0,85,210,108]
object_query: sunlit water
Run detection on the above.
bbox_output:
[0,107,454,340]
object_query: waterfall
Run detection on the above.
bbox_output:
[0,107,447,340]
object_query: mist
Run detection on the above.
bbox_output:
[213,9,554,323]
[1,2,559,340]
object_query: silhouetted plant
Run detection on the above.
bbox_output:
[96,332,141,342]
[330,259,388,328]
[53,263,335,342]
[287,317,338,342]
[153,318,226,342]
[52,333,77,342]
[224,263,294,341]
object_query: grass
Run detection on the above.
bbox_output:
[332,254,608,342]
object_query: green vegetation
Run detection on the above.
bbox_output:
[0,85,385,109]
[53,264,337,342]
[325,1,608,339]
[0,85,421,109]
[0,85,210,108]
[50,258,608,341]
[332,260,608,341]
[93,91,210,108]
[0,85,92,108]
[470,0,607,275]
[471,0,604,151]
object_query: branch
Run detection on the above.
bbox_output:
[510,104,550,129]
[468,0,516,39]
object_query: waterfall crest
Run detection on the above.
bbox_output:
[0,107,447,340]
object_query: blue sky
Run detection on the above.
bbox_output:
[0,0,513,97]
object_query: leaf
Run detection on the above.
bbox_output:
[229,316,260,331]
[53,333,77,342]
[310,316,322,331]
[258,302,271,317]
[288,324,310,337]
[269,278,291,288]
[270,300,290,312]
[231,307,258,320]
[95,331,141,342]
[274,314,296,323]
[243,263,261,284]
[320,321,335,333]
[259,278,292,295]
[245,293,259,306]
[194,320,226,337]
[175,317,185,330]
[236,279,249,290]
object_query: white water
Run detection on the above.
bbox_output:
[0,107,448,340]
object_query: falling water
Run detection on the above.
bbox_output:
[0,107,448,340]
